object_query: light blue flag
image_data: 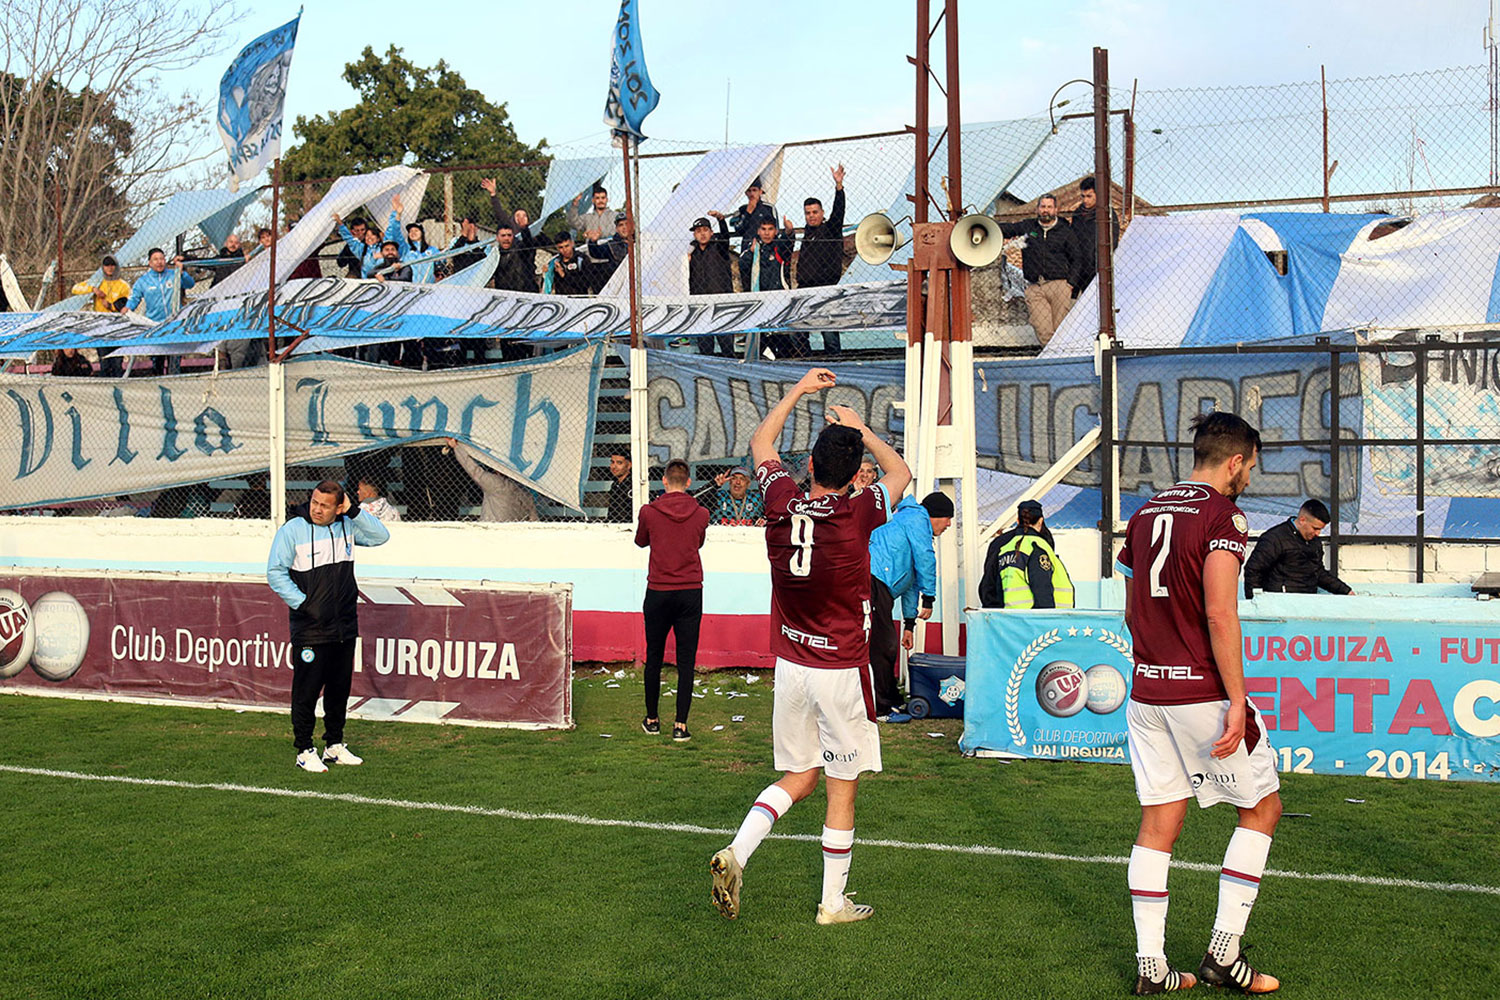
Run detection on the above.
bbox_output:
[602,0,661,139]
[216,13,301,191]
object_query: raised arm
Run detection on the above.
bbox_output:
[826,403,911,504]
[749,368,835,469]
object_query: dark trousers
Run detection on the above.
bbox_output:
[643,588,702,724]
[869,577,903,714]
[695,334,737,357]
[290,637,358,751]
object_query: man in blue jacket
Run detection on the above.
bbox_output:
[267,480,391,772]
[126,247,195,321]
[868,491,953,721]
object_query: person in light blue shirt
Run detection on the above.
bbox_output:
[335,194,443,281]
[126,247,195,321]
[333,212,381,277]
[867,491,952,721]
[267,480,391,772]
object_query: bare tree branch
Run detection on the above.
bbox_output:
[0,0,242,294]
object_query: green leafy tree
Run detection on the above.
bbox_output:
[282,46,547,229]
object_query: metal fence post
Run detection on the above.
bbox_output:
[1416,336,1433,582]
[268,361,287,527]
[1328,345,1342,574]
[1100,340,1117,578]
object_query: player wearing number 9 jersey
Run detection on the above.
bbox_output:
[710,367,911,928]
[760,459,888,669]
[1116,412,1284,996]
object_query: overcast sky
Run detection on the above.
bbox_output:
[175,0,1495,169]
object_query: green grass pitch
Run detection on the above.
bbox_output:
[1,668,1495,999]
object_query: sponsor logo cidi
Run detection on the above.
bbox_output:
[109,625,524,682]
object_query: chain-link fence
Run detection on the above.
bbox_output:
[1098,339,1500,584]
[7,57,1500,564]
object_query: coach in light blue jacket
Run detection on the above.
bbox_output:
[867,492,953,720]
[267,480,391,773]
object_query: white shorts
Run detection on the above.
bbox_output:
[772,657,882,780]
[1126,698,1280,809]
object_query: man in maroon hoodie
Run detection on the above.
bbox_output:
[634,459,711,741]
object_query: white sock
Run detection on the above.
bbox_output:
[728,783,793,868]
[1211,827,1272,962]
[1129,845,1172,977]
[820,825,854,911]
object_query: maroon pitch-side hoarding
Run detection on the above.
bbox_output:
[0,573,572,728]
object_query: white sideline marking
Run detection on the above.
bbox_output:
[2,764,1496,898]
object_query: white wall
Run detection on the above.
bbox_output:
[2,518,1486,617]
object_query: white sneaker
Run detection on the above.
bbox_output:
[296,749,328,773]
[815,892,874,925]
[322,743,363,766]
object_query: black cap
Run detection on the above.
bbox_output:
[920,492,955,518]
[746,176,764,192]
[101,255,118,267]
[1018,499,1043,516]
[614,212,628,224]
[690,217,711,230]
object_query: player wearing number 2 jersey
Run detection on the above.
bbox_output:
[711,367,911,927]
[1116,412,1284,996]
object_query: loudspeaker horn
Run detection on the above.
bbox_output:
[950,213,1004,268]
[854,213,907,265]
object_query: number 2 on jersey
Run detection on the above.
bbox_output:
[1148,512,1173,597]
[789,514,814,577]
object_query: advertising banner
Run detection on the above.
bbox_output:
[0,574,572,729]
[961,608,1500,783]
[0,345,603,510]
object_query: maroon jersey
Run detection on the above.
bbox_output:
[759,459,890,669]
[1116,481,1250,705]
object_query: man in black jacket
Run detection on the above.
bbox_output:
[998,194,1083,348]
[793,163,847,354]
[728,177,777,251]
[267,481,391,772]
[1070,176,1119,296]
[447,215,487,275]
[491,222,539,295]
[335,219,372,278]
[545,235,601,295]
[606,452,633,522]
[587,212,632,283]
[688,214,736,357]
[1243,498,1354,599]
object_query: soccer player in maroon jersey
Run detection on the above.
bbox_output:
[1117,412,1283,995]
[710,367,911,924]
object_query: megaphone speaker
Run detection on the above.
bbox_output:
[855,213,908,266]
[950,213,1004,268]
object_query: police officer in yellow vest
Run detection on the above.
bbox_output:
[978,499,1075,609]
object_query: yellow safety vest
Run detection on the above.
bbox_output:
[995,533,1075,609]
